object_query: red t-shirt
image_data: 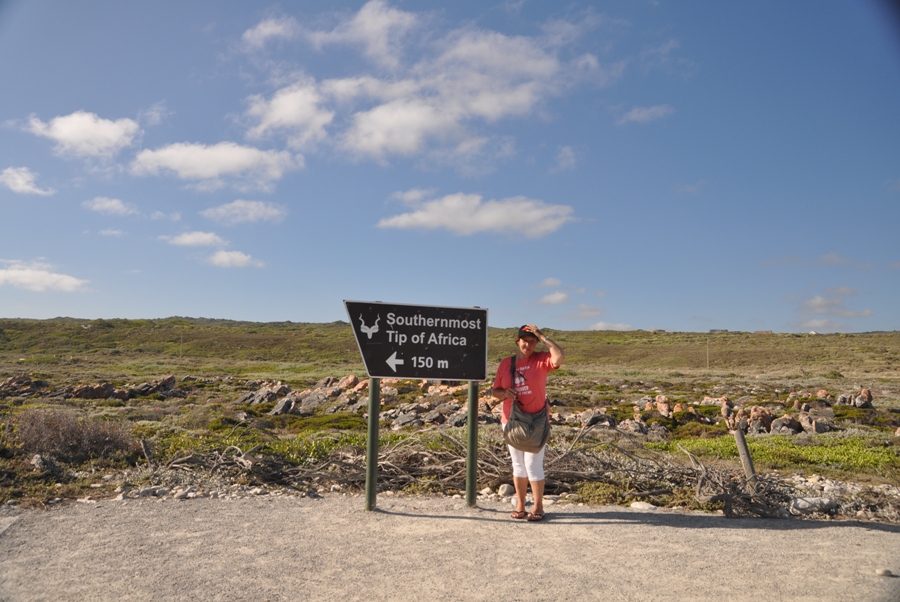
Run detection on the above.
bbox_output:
[492,351,557,424]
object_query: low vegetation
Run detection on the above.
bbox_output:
[1,318,898,511]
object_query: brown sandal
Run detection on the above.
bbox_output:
[510,510,527,519]
[526,512,544,522]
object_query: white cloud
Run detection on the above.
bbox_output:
[150,211,181,221]
[589,321,632,331]
[246,80,334,149]
[207,250,264,268]
[26,110,139,157]
[538,291,568,306]
[801,295,872,318]
[201,200,287,225]
[391,188,436,204]
[675,180,705,194]
[160,231,227,247]
[82,197,139,216]
[617,104,675,125]
[0,167,55,195]
[248,4,613,169]
[131,142,299,190]
[0,260,87,292]
[566,303,604,319]
[138,101,170,126]
[551,146,576,172]
[540,277,561,287]
[816,252,873,269]
[824,286,856,296]
[800,318,842,331]
[307,0,419,69]
[378,193,573,238]
[243,16,300,49]
[99,229,123,237]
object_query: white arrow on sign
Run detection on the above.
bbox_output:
[386,351,404,373]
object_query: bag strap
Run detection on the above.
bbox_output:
[509,354,525,410]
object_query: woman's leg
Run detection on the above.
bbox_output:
[508,445,529,514]
[524,447,546,516]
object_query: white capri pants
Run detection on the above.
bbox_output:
[507,444,546,482]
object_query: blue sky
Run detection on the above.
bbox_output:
[1,1,898,333]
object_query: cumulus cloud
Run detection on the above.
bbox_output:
[675,180,705,194]
[816,252,873,269]
[800,318,842,331]
[0,167,55,195]
[245,80,334,149]
[25,111,139,157]
[243,16,300,49]
[540,277,561,287]
[306,0,419,69]
[391,188,437,204]
[589,321,632,331]
[538,291,568,306]
[800,295,872,318]
[138,101,170,126]
[377,193,573,238]
[151,211,181,221]
[617,104,675,125]
[566,303,604,319]
[201,200,287,225]
[207,250,264,268]
[160,231,227,247]
[99,229,123,237]
[242,3,612,169]
[131,142,299,191]
[551,146,576,172]
[0,260,87,292]
[82,196,139,216]
[792,287,873,332]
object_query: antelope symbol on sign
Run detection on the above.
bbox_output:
[359,314,380,339]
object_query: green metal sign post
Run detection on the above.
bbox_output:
[365,377,380,511]
[465,380,479,507]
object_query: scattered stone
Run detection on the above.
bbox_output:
[771,416,803,435]
[875,569,893,577]
[789,497,837,515]
[498,484,515,496]
[446,413,467,427]
[30,454,62,476]
[479,487,492,496]
[630,501,657,511]
[392,413,424,429]
[268,397,294,416]
[619,419,648,435]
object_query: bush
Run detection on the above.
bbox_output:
[13,409,136,463]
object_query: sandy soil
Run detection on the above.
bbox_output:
[1,495,899,602]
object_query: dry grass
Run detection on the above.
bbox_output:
[13,409,136,463]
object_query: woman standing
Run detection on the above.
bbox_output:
[492,324,565,521]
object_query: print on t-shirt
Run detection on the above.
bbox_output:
[514,365,531,398]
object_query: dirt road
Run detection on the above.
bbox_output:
[1,495,899,601]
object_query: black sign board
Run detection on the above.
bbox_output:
[344,300,488,381]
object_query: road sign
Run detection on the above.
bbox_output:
[344,300,488,381]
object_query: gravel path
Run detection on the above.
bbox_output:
[2,495,899,601]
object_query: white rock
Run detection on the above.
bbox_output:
[479,487,492,496]
[630,501,657,511]
[789,497,837,515]
[876,568,893,577]
[498,484,515,496]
